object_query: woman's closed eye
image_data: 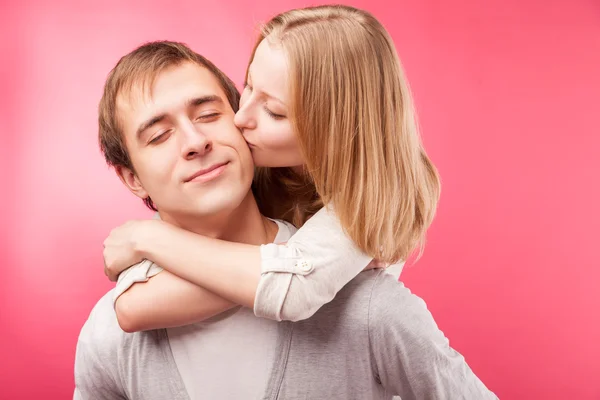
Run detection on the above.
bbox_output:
[263,105,285,120]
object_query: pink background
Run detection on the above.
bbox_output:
[1,0,599,398]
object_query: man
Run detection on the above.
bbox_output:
[74,41,496,399]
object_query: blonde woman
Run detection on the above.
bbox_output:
[103,5,440,331]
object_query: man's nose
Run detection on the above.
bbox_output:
[181,122,212,159]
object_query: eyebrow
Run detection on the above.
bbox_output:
[262,89,286,107]
[136,95,224,139]
[247,71,286,106]
[187,95,223,108]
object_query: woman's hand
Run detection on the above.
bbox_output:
[103,219,159,281]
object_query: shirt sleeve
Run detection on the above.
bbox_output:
[111,212,165,305]
[112,259,164,305]
[367,272,498,400]
[254,206,374,321]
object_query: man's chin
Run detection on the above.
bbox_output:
[191,191,250,217]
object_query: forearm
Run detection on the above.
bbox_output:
[139,223,260,309]
[139,208,376,321]
[115,270,236,332]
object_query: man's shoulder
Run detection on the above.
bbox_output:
[361,270,442,340]
[336,269,406,300]
[75,291,184,399]
[86,289,117,322]
[78,289,169,354]
[328,270,428,324]
[75,290,165,374]
[308,270,399,322]
[77,290,129,351]
[74,290,129,393]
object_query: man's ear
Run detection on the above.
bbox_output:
[115,166,149,200]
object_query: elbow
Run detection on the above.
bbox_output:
[276,290,337,322]
[278,299,325,322]
[115,297,144,333]
[255,299,315,322]
[279,310,316,322]
[279,307,315,322]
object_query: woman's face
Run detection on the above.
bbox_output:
[234,39,304,168]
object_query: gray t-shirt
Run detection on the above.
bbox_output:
[167,219,294,399]
[74,272,496,400]
[74,269,496,399]
[75,218,495,399]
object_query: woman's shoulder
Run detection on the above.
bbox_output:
[270,218,299,243]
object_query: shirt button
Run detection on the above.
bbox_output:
[296,260,313,273]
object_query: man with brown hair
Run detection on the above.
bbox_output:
[97,41,242,212]
[74,41,495,400]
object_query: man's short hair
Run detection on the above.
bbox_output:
[98,41,241,210]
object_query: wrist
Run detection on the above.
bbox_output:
[135,220,164,260]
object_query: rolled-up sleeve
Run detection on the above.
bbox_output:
[254,206,374,321]
[112,211,165,305]
[112,260,164,305]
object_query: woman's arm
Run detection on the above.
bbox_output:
[254,208,376,320]
[136,222,262,309]
[106,220,263,332]
[115,269,235,332]
[106,207,377,328]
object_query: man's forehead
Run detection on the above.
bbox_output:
[116,63,224,118]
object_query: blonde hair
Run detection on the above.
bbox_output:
[251,5,441,264]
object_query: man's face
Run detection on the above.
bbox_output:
[116,62,254,220]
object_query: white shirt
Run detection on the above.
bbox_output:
[167,220,296,400]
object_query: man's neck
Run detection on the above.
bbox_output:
[159,192,278,245]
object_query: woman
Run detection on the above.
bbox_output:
[103,5,440,331]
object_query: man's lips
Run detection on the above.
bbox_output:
[185,162,229,183]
